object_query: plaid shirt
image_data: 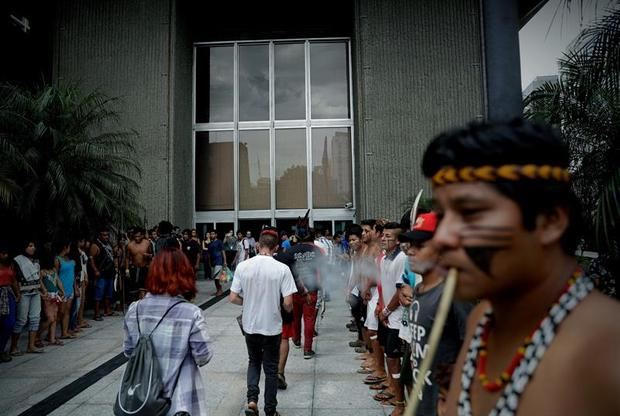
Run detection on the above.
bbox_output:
[123,294,214,415]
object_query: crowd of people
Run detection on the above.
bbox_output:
[226,119,620,416]
[0,219,272,363]
[3,119,620,416]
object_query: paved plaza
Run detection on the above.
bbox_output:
[1,279,395,416]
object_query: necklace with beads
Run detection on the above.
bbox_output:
[457,269,594,416]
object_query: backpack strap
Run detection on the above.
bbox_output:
[136,299,186,337]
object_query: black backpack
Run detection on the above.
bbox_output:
[114,300,185,416]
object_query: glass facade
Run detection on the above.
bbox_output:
[194,39,354,228]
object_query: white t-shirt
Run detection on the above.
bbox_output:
[231,255,297,336]
[380,250,407,330]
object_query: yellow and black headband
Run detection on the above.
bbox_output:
[431,164,570,187]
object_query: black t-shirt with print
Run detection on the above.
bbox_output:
[409,282,473,416]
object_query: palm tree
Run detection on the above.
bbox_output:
[524,6,620,274]
[0,83,143,241]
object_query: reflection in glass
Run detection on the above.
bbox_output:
[276,129,307,209]
[195,131,234,210]
[195,46,234,123]
[239,45,269,121]
[312,128,352,208]
[310,42,349,119]
[239,130,270,209]
[275,43,305,120]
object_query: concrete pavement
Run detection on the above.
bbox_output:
[2,280,395,415]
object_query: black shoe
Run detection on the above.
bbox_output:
[349,340,363,347]
[277,373,287,390]
[304,350,316,359]
[292,339,301,348]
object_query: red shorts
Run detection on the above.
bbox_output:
[282,321,295,339]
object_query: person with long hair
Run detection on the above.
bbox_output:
[54,240,78,340]
[122,245,213,415]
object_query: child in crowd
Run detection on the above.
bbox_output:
[38,250,65,346]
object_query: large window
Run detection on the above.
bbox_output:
[194,39,354,227]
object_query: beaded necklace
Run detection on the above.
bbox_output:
[457,271,594,416]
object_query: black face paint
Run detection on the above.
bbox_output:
[464,246,500,276]
[461,225,515,276]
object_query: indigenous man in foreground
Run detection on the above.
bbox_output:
[421,119,620,415]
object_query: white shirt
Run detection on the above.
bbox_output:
[380,250,407,330]
[231,255,297,336]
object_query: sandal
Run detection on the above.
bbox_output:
[49,339,64,346]
[373,391,395,402]
[94,315,104,321]
[27,348,45,354]
[357,368,372,374]
[369,383,389,390]
[10,350,24,357]
[59,334,76,339]
[363,374,387,384]
[80,322,92,328]
[34,340,45,349]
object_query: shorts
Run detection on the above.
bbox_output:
[95,277,114,301]
[129,267,148,292]
[281,321,295,339]
[364,295,379,331]
[378,325,404,358]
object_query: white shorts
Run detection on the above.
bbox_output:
[364,291,379,331]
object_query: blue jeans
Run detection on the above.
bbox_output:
[14,291,41,333]
[94,277,114,301]
[245,333,281,415]
[0,290,16,352]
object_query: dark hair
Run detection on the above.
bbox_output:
[422,118,582,254]
[158,220,173,235]
[133,227,146,235]
[97,226,110,234]
[383,222,402,232]
[0,241,9,254]
[303,228,317,243]
[258,233,278,250]
[39,249,56,270]
[182,228,191,235]
[347,224,363,239]
[19,240,36,253]
[361,219,376,228]
[53,239,71,255]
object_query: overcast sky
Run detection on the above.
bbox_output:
[519,0,618,90]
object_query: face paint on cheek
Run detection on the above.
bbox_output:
[464,246,500,276]
[460,225,516,276]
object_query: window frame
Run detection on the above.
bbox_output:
[193,38,356,229]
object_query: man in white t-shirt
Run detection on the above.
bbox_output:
[376,222,407,413]
[230,228,297,416]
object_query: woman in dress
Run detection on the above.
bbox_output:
[54,240,77,339]
[123,244,213,415]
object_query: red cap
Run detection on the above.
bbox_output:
[412,212,438,233]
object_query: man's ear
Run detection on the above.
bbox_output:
[535,206,569,246]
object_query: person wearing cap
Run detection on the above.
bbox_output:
[229,228,297,416]
[399,212,473,415]
[422,119,620,416]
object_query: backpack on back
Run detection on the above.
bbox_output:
[114,300,184,416]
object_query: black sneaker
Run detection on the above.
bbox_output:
[277,373,287,390]
[292,339,301,348]
[349,340,363,347]
[304,350,316,359]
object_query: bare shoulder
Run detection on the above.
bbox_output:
[567,290,620,338]
[557,291,620,413]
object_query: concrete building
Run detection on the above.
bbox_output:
[3,0,544,236]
